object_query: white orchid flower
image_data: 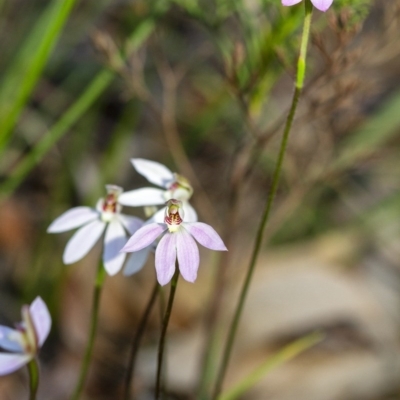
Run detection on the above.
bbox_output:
[47,185,150,276]
[0,297,51,375]
[118,158,198,222]
[121,199,227,286]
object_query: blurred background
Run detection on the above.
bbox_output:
[1,0,400,399]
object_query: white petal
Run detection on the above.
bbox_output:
[150,208,165,223]
[131,158,174,188]
[176,228,199,283]
[184,223,227,251]
[0,327,24,353]
[123,247,151,276]
[0,353,31,376]
[118,188,166,207]
[182,202,198,222]
[103,220,127,276]
[155,233,177,286]
[63,220,106,264]
[30,297,51,347]
[117,214,144,235]
[47,207,99,233]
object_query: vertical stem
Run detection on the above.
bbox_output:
[71,260,107,400]
[122,280,159,400]
[212,2,313,398]
[155,270,179,400]
[27,358,40,400]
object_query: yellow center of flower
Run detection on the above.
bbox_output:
[165,199,183,232]
[100,185,123,222]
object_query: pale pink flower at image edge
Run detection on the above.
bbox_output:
[281,0,333,12]
[0,297,51,375]
[121,200,227,285]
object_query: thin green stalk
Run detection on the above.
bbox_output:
[155,270,179,400]
[27,358,40,400]
[122,280,159,400]
[211,2,313,398]
[71,260,107,400]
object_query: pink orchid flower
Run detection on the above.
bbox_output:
[47,185,149,276]
[282,0,333,12]
[121,199,227,285]
[0,297,51,375]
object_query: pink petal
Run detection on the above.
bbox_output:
[118,188,166,207]
[282,0,302,5]
[121,223,166,253]
[131,158,174,188]
[0,326,24,352]
[155,233,177,285]
[47,207,98,233]
[183,223,227,251]
[117,214,144,235]
[103,220,127,276]
[30,297,51,347]
[63,219,106,264]
[176,228,199,283]
[0,353,31,376]
[311,0,333,11]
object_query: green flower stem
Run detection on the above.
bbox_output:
[27,358,40,400]
[122,280,159,400]
[155,270,179,400]
[211,2,313,398]
[71,260,107,400]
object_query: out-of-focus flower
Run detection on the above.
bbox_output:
[0,297,51,375]
[48,185,150,276]
[282,0,333,12]
[121,199,227,285]
[118,159,198,222]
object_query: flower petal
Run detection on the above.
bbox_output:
[118,188,166,207]
[131,158,174,188]
[176,228,199,283]
[182,202,198,222]
[103,220,127,276]
[63,220,106,264]
[0,353,31,376]
[121,223,166,252]
[117,214,144,235]
[0,327,24,353]
[155,233,177,285]
[282,0,302,5]
[30,297,51,347]
[311,0,333,11]
[184,223,227,251]
[123,247,151,276]
[47,207,98,233]
[150,208,165,223]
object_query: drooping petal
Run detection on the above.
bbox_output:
[0,353,31,376]
[47,207,98,233]
[118,188,166,207]
[63,220,106,264]
[121,223,166,252]
[281,0,302,5]
[117,214,144,235]
[311,0,333,11]
[29,297,51,347]
[184,223,227,251]
[103,220,127,276]
[155,233,177,285]
[0,327,24,353]
[182,202,198,222]
[123,247,151,276]
[176,228,199,283]
[131,158,174,188]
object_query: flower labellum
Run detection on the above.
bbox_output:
[0,297,51,375]
[281,0,333,12]
[118,159,198,222]
[47,184,150,276]
[121,199,227,286]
